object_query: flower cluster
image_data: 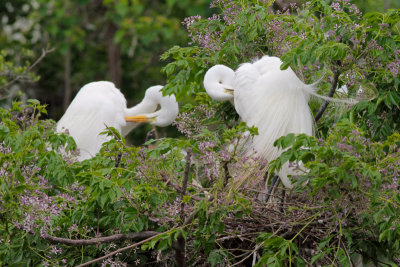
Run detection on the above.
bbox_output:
[15,189,65,236]
[182,14,223,50]
[161,197,193,224]
[173,104,216,139]
[198,140,220,181]
[210,0,241,26]
[387,59,400,77]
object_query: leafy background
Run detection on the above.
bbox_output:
[1,0,400,266]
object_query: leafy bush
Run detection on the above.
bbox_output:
[268,119,400,265]
[162,0,400,140]
[1,0,400,266]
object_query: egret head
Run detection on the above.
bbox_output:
[203,64,235,102]
[124,86,179,127]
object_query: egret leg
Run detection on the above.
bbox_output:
[264,175,280,202]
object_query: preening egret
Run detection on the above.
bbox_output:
[204,55,316,189]
[57,81,179,161]
[203,64,235,102]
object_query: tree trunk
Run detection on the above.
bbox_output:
[384,0,389,11]
[63,47,72,111]
[106,23,122,88]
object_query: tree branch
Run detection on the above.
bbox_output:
[43,231,158,246]
[180,148,192,206]
[314,71,340,123]
[175,148,192,267]
[222,160,231,187]
[0,47,55,92]
[75,231,164,267]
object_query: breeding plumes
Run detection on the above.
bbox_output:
[57,81,179,161]
[204,55,316,188]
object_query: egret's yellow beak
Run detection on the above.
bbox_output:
[125,115,154,123]
[224,88,234,95]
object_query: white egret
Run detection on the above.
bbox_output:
[57,81,179,161]
[203,55,316,189]
[203,64,235,102]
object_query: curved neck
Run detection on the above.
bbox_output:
[125,100,157,117]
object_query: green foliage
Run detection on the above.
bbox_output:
[0,101,172,265]
[256,232,306,267]
[0,0,212,144]
[162,0,400,141]
[0,49,40,100]
[158,0,400,264]
[269,119,400,265]
[1,0,400,266]
[0,99,257,265]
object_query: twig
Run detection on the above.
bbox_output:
[230,243,262,267]
[75,231,164,267]
[103,124,133,154]
[114,152,122,168]
[43,231,158,245]
[160,173,202,201]
[180,148,192,206]
[314,71,340,122]
[222,160,231,187]
[0,47,55,91]
[176,148,192,267]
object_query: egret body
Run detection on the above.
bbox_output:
[57,81,178,160]
[204,55,314,188]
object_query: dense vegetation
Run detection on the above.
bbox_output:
[1,0,400,266]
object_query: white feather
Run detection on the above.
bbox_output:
[204,56,315,188]
[57,81,126,160]
[57,82,179,161]
[205,55,358,188]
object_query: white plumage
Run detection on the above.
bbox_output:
[204,55,315,188]
[57,81,179,161]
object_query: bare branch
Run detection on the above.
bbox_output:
[180,148,192,206]
[0,47,55,92]
[43,231,158,246]
[75,231,164,267]
[176,148,192,267]
[160,170,202,201]
[314,71,340,122]
[222,160,231,187]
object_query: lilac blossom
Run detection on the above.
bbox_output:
[173,104,216,139]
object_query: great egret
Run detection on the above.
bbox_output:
[57,81,179,161]
[203,55,316,189]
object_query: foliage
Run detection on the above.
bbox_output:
[268,119,400,265]
[1,0,400,266]
[0,99,257,266]
[162,0,400,140]
[0,0,212,144]
[0,49,40,101]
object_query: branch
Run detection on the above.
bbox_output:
[160,165,202,201]
[43,231,158,246]
[175,148,192,267]
[0,47,55,92]
[75,231,164,267]
[222,160,231,187]
[180,148,192,206]
[314,71,340,122]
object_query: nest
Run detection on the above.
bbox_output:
[220,188,330,265]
